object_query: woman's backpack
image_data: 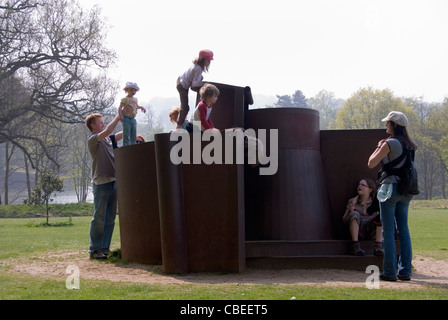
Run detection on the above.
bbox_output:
[377,139,419,196]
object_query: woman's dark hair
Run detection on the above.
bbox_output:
[393,124,418,151]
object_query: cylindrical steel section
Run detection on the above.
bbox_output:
[245,108,333,240]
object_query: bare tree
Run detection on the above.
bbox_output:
[65,123,91,202]
[0,0,118,169]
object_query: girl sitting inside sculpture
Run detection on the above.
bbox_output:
[342,178,384,256]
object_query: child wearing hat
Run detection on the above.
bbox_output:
[176,49,214,129]
[119,82,146,146]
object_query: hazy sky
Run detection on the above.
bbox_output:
[79,0,448,104]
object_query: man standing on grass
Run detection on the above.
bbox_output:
[85,113,122,260]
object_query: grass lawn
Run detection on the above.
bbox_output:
[0,202,447,301]
[408,209,448,259]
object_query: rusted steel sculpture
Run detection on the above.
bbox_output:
[245,108,333,241]
[115,82,386,273]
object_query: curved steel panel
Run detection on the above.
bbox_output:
[154,133,188,274]
[115,142,162,264]
[245,108,333,240]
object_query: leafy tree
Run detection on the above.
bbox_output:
[291,90,308,108]
[439,101,448,171]
[330,87,417,129]
[416,135,442,199]
[307,90,344,129]
[24,169,64,225]
[424,98,448,198]
[275,94,292,108]
[275,90,308,108]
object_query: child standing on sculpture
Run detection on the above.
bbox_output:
[191,83,220,131]
[119,82,146,146]
[176,49,214,129]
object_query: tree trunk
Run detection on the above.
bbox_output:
[46,199,49,226]
[4,142,9,205]
[24,153,32,199]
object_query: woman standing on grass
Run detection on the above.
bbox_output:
[368,111,418,282]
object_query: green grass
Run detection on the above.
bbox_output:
[409,209,448,259]
[409,199,448,210]
[0,201,447,300]
[1,273,446,300]
[0,203,94,218]
[0,216,111,260]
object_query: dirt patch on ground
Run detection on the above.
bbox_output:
[8,251,448,290]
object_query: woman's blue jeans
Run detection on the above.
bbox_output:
[379,183,413,279]
[123,115,137,146]
[89,181,117,253]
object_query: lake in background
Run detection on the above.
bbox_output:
[3,189,93,205]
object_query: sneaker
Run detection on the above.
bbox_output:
[90,251,107,260]
[380,274,397,282]
[398,274,411,281]
[373,242,384,256]
[351,242,365,256]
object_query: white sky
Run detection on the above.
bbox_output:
[79,0,448,104]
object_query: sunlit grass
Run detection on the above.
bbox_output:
[0,202,447,300]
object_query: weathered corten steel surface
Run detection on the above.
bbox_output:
[181,148,245,273]
[245,108,333,240]
[115,142,162,265]
[115,81,387,273]
[116,82,248,274]
[195,81,248,129]
[154,132,246,273]
[320,128,387,239]
[154,134,189,274]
